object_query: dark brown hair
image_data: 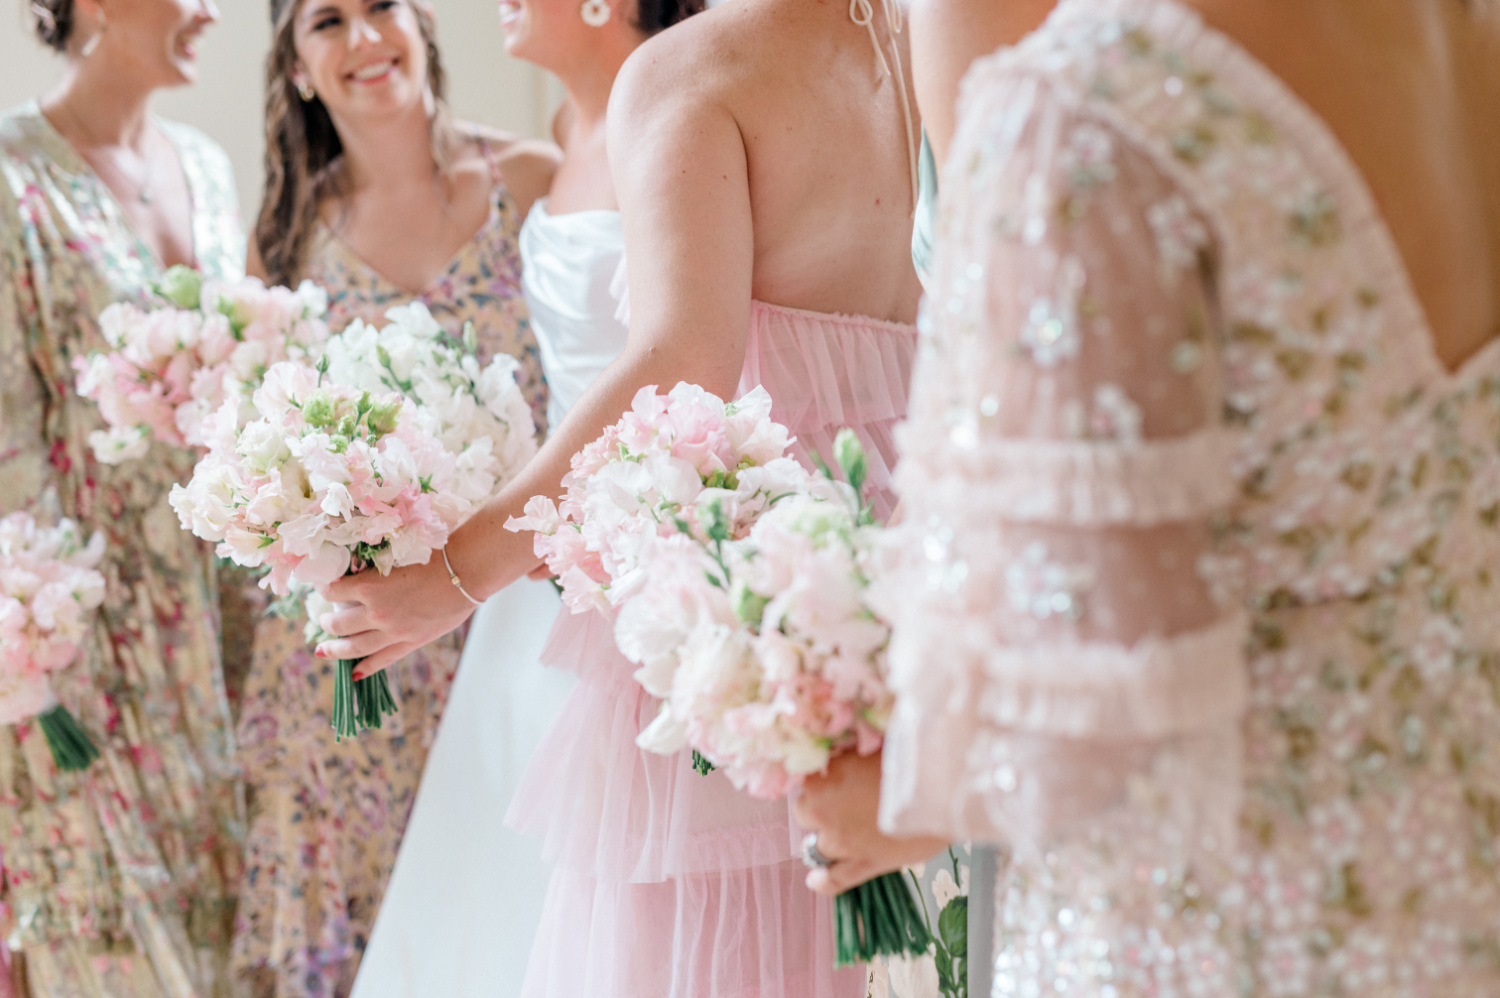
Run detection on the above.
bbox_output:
[257,0,457,287]
[634,0,703,34]
[29,0,75,50]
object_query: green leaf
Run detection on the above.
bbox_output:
[938,896,968,958]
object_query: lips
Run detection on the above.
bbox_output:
[497,0,522,30]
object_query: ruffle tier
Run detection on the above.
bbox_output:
[520,863,863,998]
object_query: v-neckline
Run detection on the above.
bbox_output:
[321,193,502,299]
[1102,0,1500,389]
[30,101,201,273]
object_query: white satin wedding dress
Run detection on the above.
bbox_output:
[351,200,630,998]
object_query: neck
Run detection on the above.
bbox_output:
[41,52,156,149]
[331,101,442,193]
[552,32,642,126]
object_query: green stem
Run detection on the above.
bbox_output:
[331,659,400,740]
[832,871,933,968]
[37,704,100,772]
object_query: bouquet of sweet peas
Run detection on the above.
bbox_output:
[0,512,107,771]
[171,304,537,738]
[613,430,928,967]
[507,386,929,968]
[75,265,329,463]
[503,382,809,613]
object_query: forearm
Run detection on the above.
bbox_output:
[445,337,745,599]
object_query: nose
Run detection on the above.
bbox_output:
[347,15,381,47]
[196,0,220,25]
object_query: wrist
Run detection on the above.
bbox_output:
[441,545,484,607]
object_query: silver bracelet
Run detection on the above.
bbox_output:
[441,545,484,606]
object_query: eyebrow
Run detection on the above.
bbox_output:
[301,4,341,22]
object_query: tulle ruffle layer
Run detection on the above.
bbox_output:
[520,862,865,998]
[507,610,795,881]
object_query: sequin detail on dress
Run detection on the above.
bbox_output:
[881,1,1500,994]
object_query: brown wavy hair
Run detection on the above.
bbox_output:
[257,0,457,287]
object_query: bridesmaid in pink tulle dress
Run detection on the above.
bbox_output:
[313,0,928,993]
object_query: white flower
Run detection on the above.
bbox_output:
[931,867,962,910]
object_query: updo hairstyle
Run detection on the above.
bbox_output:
[29,0,75,51]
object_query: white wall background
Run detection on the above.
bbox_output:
[0,0,563,220]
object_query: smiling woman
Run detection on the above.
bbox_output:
[227,2,558,995]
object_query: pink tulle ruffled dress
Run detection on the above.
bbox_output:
[505,300,916,998]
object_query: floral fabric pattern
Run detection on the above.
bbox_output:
[0,102,247,997]
[230,161,545,998]
[881,1,1500,995]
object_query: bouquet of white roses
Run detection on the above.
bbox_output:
[0,512,107,771]
[172,304,538,738]
[611,429,927,967]
[503,382,809,613]
[75,265,329,463]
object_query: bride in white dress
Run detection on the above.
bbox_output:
[350,0,702,994]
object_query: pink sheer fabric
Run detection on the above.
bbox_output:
[506,301,915,997]
[881,0,1500,994]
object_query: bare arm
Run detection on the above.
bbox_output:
[910,0,1054,164]
[319,43,758,674]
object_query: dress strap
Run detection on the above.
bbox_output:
[477,137,505,190]
[849,0,919,211]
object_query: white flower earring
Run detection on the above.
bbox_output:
[580,0,611,27]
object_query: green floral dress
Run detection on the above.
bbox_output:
[0,102,247,997]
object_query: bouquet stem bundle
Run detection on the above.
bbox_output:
[834,871,933,967]
[37,703,100,772]
[331,659,399,740]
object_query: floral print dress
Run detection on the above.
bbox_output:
[881,1,1500,995]
[0,102,247,998]
[230,151,545,998]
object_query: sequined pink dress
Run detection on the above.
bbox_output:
[880,1,1500,995]
[507,300,915,998]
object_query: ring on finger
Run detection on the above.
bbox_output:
[801,832,834,869]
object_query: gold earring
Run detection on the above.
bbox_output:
[298,82,315,101]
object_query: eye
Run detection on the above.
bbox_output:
[311,11,341,30]
[370,0,398,12]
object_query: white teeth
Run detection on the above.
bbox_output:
[352,61,393,81]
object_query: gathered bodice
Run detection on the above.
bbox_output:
[739,300,917,520]
[520,199,630,429]
[881,2,1500,994]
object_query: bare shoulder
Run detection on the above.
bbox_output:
[610,0,774,126]
[454,120,560,216]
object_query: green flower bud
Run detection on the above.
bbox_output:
[155,265,202,309]
[834,428,867,497]
[302,392,336,428]
[731,578,770,628]
[367,397,402,436]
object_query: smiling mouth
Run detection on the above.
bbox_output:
[349,59,397,82]
[497,1,522,25]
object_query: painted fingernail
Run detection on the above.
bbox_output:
[351,670,364,681]
[314,646,328,658]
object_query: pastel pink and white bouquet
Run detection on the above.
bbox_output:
[609,429,927,966]
[170,306,537,738]
[75,265,329,463]
[503,382,809,613]
[0,512,107,771]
